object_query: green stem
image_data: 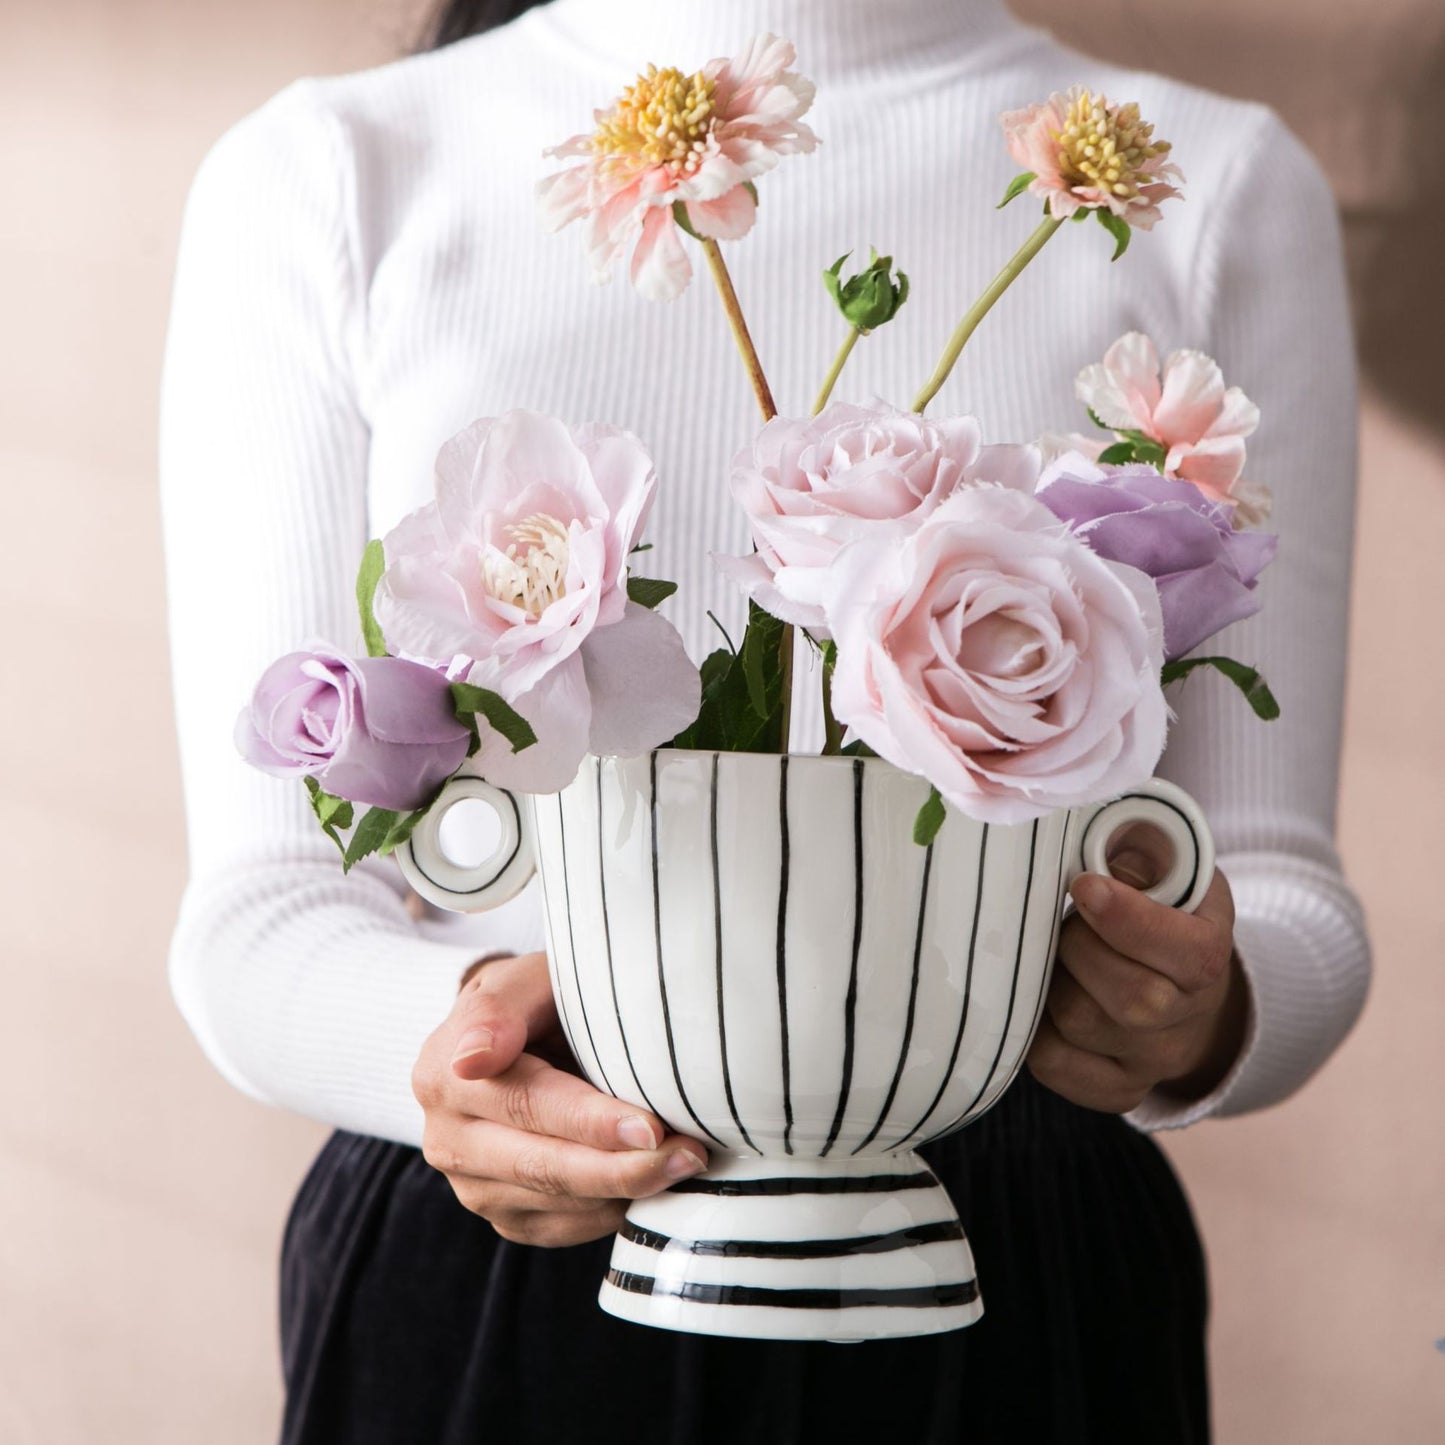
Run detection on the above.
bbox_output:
[812,327,862,415]
[700,236,794,749]
[820,652,843,756]
[911,216,1063,415]
[700,238,777,423]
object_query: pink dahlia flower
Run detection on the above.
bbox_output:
[373,411,699,791]
[715,402,1040,634]
[1075,332,1270,524]
[1002,87,1183,229]
[825,486,1167,824]
[537,34,817,301]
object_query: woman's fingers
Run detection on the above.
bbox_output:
[447,951,562,1080]
[430,1116,705,1201]
[1026,1016,1147,1114]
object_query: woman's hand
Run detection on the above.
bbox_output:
[412,951,708,1247]
[1027,837,1250,1115]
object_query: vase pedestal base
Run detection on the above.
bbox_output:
[598,1152,983,1342]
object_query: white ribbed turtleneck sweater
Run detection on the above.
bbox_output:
[160,0,1370,1145]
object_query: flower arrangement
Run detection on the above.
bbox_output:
[238,38,1277,866]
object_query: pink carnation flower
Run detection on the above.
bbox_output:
[825,486,1167,824]
[1002,87,1183,229]
[1075,332,1271,525]
[537,34,817,301]
[715,401,1040,634]
[373,411,699,791]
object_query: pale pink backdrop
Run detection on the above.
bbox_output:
[1,1,1441,1440]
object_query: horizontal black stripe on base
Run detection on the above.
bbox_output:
[605,1270,979,1311]
[621,1218,964,1259]
[668,1171,936,1197]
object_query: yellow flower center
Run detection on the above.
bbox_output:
[1052,89,1171,200]
[590,64,718,177]
[481,514,570,617]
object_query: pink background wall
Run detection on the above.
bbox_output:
[2,1,1441,1438]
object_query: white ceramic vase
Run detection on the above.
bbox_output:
[398,749,1213,1343]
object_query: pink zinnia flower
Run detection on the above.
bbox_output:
[1075,332,1271,525]
[1002,87,1183,229]
[537,34,817,301]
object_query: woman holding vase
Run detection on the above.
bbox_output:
[160,0,1369,1439]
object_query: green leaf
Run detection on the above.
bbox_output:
[305,776,354,856]
[913,787,946,847]
[672,199,702,241]
[1161,655,1280,720]
[450,682,538,753]
[823,251,850,308]
[1086,407,1113,433]
[997,171,1036,208]
[743,180,759,206]
[342,806,400,873]
[1095,206,1132,260]
[840,739,878,759]
[356,539,388,658]
[377,808,425,857]
[629,541,653,555]
[822,247,909,331]
[626,575,679,610]
[1097,441,1136,465]
[672,605,787,754]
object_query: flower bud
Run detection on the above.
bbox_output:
[822,249,909,333]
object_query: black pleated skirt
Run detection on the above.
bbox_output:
[279,1071,1209,1444]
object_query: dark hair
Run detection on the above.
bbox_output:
[426,0,548,48]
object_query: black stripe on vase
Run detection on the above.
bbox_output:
[915,820,1039,1147]
[820,758,866,1159]
[850,840,936,1156]
[594,762,661,1117]
[621,1217,964,1258]
[668,1170,938,1196]
[605,1271,980,1311]
[649,752,727,1149]
[883,824,991,1151]
[975,817,1074,1122]
[711,755,761,1155]
[533,805,586,1078]
[555,788,615,1097]
[775,755,795,1155]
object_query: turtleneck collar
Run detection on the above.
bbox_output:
[534,0,1025,85]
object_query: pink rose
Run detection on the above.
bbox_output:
[715,402,1040,633]
[374,410,700,791]
[825,486,1167,824]
[1075,332,1270,525]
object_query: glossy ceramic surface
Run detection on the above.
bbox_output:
[399,750,1212,1341]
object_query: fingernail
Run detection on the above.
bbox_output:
[1073,875,1110,914]
[451,1026,494,1064]
[617,1115,660,1151]
[665,1150,706,1181]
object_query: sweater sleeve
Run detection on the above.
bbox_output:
[1127,108,1371,1130]
[159,83,542,1147]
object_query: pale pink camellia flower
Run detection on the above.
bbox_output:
[373,410,700,792]
[825,486,1167,825]
[715,401,1041,634]
[1002,86,1183,229]
[537,34,817,301]
[1076,331,1272,525]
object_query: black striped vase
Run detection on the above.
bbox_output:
[400,750,1212,1342]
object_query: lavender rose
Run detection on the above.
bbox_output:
[715,401,1040,633]
[825,486,1167,824]
[236,647,471,811]
[1036,454,1277,661]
